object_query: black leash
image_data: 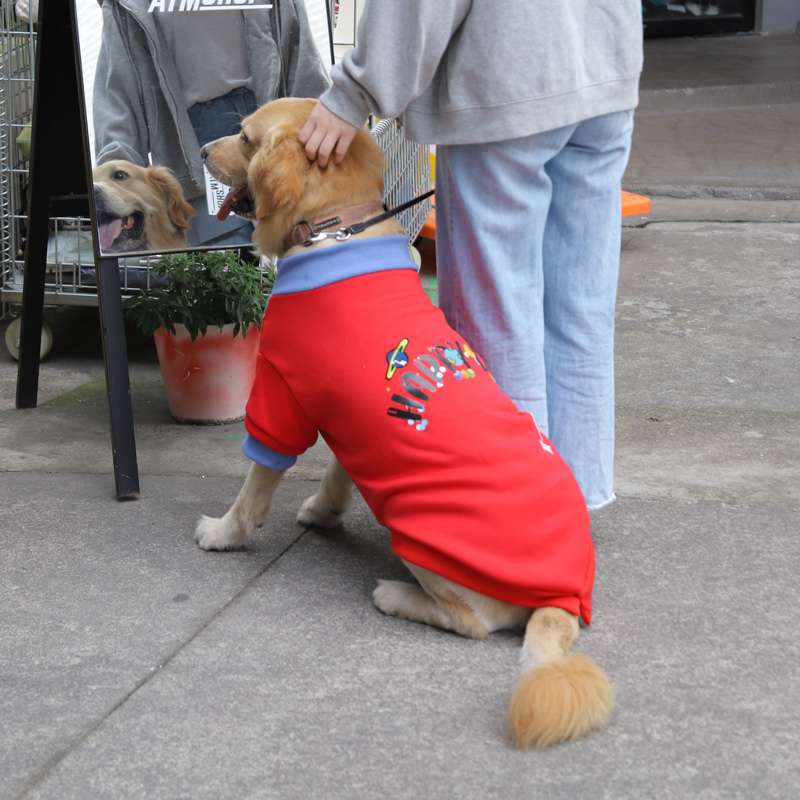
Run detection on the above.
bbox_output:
[348,189,435,235]
[304,189,435,245]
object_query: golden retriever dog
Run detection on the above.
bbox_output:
[197,98,613,749]
[92,160,195,253]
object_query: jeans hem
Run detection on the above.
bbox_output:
[587,493,616,512]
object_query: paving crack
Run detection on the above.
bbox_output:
[14,528,310,799]
[626,218,800,229]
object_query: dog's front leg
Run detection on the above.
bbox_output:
[297,457,353,529]
[195,463,284,550]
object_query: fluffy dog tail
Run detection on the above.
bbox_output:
[507,607,614,748]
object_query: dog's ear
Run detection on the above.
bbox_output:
[248,128,307,220]
[147,166,196,230]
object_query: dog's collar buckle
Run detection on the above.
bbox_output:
[291,207,373,247]
[305,226,353,245]
[293,215,342,247]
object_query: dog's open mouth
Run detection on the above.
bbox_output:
[97,211,144,252]
[217,185,255,221]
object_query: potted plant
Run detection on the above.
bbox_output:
[126,250,272,423]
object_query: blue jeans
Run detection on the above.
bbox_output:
[435,110,634,509]
[187,87,258,248]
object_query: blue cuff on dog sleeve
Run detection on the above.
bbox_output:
[242,435,297,471]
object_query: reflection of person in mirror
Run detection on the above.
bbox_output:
[14,0,38,23]
[92,0,330,251]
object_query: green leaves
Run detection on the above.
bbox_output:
[125,251,274,341]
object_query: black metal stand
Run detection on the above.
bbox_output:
[96,256,140,500]
[15,0,140,500]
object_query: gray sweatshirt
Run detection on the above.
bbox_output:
[93,0,330,199]
[320,0,643,144]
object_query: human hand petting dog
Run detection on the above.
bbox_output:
[299,103,359,168]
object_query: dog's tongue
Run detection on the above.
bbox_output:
[217,185,249,221]
[98,218,123,252]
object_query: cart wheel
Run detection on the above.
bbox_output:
[4,317,53,361]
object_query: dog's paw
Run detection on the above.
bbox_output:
[296,494,344,529]
[194,515,245,551]
[372,579,417,617]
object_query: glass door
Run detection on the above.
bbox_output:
[643,1,756,37]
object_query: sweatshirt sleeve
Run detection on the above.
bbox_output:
[282,0,332,100]
[319,0,472,127]
[93,3,151,167]
[245,353,319,459]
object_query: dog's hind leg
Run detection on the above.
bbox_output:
[297,458,353,529]
[373,578,490,639]
[373,561,529,640]
[195,463,284,550]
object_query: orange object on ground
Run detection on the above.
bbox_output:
[621,190,652,217]
[420,208,437,241]
[419,191,651,241]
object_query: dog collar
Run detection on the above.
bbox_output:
[288,189,435,249]
[287,203,386,249]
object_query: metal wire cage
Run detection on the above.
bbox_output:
[0,1,35,308]
[0,5,432,339]
[1,3,149,324]
[371,116,433,242]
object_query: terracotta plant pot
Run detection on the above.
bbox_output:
[153,322,260,423]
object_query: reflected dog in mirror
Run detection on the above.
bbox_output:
[92,160,195,254]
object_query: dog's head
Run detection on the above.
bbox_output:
[92,160,195,253]
[202,98,385,256]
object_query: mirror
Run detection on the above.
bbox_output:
[74,0,333,257]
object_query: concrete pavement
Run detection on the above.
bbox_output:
[3,472,798,800]
[629,34,800,200]
[3,194,798,798]
[1,35,800,800]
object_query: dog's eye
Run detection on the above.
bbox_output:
[240,131,250,145]
[112,170,128,181]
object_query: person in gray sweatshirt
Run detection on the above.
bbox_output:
[300,0,643,511]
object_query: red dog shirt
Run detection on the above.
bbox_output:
[244,236,594,623]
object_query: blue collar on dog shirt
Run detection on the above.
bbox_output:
[272,235,417,295]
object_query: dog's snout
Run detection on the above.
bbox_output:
[200,145,209,161]
[93,185,108,213]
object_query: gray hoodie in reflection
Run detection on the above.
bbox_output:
[92,0,330,200]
